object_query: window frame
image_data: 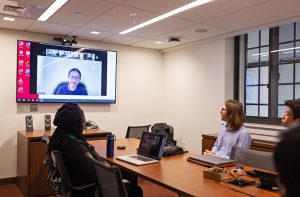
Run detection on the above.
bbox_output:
[236,22,300,125]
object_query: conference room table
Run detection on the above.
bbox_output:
[89,138,280,197]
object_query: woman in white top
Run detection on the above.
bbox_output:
[204,99,252,159]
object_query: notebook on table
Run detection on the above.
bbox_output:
[187,154,236,167]
[116,131,167,166]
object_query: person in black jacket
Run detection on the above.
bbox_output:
[48,103,143,197]
[48,103,100,197]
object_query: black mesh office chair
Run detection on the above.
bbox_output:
[41,134,61,196]
[125,125,151,139]
[88,155,130,197]
[230,145,275,172]
[50,150,96,197]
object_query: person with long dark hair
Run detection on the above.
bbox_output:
[48,103,143,197]
[48,103,100,196]
[204,99,252,158]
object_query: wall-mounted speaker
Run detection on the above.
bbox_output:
[45,115,51,130]
[25,115,33,131]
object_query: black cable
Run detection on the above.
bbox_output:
[218,181,257,197]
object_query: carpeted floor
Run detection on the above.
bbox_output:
[0,178,177,197]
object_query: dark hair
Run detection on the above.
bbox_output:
[48,103,85,153]
[68,68,81,77]
[225,99,245,131]
[53,103,85,136]
[274,123,300,197]
[285,98,300,119]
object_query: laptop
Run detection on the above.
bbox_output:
[116,131,167,166]
[187,154,236,167]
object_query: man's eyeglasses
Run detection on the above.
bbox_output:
[69,76,81,80]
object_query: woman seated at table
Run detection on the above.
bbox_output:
[204,99,252,159]
[48,103,143,197]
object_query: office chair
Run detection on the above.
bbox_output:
[151,123,176,145]
[87,154,130,197]
[125,125,151,139]
[51,150,97,197]
[230,145,275,172]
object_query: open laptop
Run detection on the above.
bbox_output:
[116,131,167,166]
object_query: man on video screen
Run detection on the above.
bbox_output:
[56,68,88,95]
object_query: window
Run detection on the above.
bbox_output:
[243,22,300,124]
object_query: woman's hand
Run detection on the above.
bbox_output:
[204,149,215,155]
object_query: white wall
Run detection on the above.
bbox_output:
[0,28,164,179]
[162,39,227,152]
[0,28,231,179]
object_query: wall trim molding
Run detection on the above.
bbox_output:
[0,177,17,185]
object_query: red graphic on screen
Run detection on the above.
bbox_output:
[16,40,38,102]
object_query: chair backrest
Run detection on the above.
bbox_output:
[51,150,73,196]
[151,123,175,145]
[125,125,151,139]
[41,134,50,145]
[90,157,128,197]
[230,145,275,172]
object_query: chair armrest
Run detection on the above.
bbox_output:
[69,182,96,191]
[122,179,131,193]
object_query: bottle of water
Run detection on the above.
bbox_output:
[106,133,116,157]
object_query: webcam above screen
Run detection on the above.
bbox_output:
[16,40,117,103]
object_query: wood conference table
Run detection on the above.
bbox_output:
[89,138,280,197]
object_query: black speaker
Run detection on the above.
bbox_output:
[45,115,51,130]
[25,115,33,131]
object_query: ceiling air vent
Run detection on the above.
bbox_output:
[3,5,26,14]
[168,36,181,43]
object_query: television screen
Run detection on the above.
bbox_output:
[16,40,117,103]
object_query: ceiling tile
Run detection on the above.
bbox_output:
[84,5,158,33]
[128,16,195,38]
[0,15,34,30]
[205,0,300,30]
[131,39,181,49]
[122,0,194,13]
[103,0,124,3]
[133,23,231,49]
[101,34,145,45]
[154,22,230,43]
[11,0,54,7]
[0,0,53,19]
[48,0,117,27]
[27,21,76,35]
[176,0,267,22]
[69,28,115,40]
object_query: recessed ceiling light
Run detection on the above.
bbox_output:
[91,31,100,35]
[154,41,164,44]
[129,13,137,17]
[119,0,213,35]
[3,16,15,21]
[38,0,69,21]
[193,28,208,33]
